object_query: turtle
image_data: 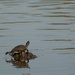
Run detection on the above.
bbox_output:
[5,41,30,56]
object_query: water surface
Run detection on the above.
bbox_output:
[0,0,75,75]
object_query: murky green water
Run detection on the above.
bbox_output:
[0,0,75,75]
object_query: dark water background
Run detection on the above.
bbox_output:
[0,0,75,75]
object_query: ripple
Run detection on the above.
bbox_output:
[2,1,21,6]
[37,28,69,30]
[43,39,72,42]
[38,5,75,10]
[38,7,64,10]
[50,12,70,14]
[0,21,40,24]
[49,22,72,25]
[63,1,75,4]
[53,48,75,50]
[0,28,9,30]
[0,35,13,37]
[0,12,42,17]
[58,52,75,55]
[0,12,29,14]
[28,5,39,8]
[42,15,75,18]
[29,1,75,6]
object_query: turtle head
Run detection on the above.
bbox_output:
[5,52,10,55]
[26,41,30,47]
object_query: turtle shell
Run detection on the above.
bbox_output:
[5,41,30,56]
[11,45,27,54]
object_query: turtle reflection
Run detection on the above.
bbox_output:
[5,52,37,68]
[6,58,30,68]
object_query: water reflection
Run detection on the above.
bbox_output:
[6,58,30,68]
[5,52,37,68]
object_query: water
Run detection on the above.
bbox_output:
[0,0,75,75]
